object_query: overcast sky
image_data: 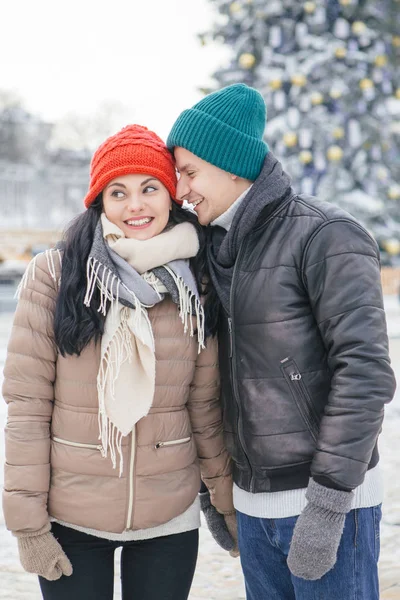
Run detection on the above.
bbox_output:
[0,0,229,140]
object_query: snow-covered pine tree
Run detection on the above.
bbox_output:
[202,0,400,231]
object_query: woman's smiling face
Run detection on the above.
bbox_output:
[102,173,172,240]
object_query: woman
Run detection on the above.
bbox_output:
[2,125,236,600]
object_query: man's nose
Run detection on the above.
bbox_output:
[176,178,190,202]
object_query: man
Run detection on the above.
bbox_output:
[167,83,396,599]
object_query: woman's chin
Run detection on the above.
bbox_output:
[123,225,161,240]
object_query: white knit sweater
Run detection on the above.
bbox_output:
[52,497,200,541]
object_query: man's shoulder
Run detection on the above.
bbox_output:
[292,193,360,225]
[291,195,379,261]
[256,193,362,236]
[253,192,377,257]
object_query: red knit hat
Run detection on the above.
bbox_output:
[83,124,178,208]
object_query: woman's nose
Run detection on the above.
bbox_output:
[127,194,145,211]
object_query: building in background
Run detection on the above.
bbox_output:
[0,106,90,261]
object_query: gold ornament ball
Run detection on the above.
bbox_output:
[374,55,388,67]
[304,1,316,14]
[239,53,256,69]
[291,74,307,87]
[352,21,366,35]
[388,186,400,200]
[270,79,282,90]
[230,1,242,14]
[392,36,400,48]
[299,151,313,164]
[283,132,298,147]
[333,127,345,139]
[395,88,400,100]
[359,78,374,90]
[383,239,400,255]
[330,88,343,99]
[335,47,347,59]
[377,167,388,180]
[327,145,343,161]
[311,92,324,105]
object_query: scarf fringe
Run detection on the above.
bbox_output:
[15,249,62,298]
[84,254,203,477]
[164,266,205,353]
[97,307,133,477]
[86,256,156,477]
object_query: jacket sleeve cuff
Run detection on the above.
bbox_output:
[13,522,51,539]
[203,474,235,515]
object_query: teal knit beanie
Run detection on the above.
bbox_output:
[167,83,269,181]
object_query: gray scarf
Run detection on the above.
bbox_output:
[85,220,202,318]
[206,152,293,314]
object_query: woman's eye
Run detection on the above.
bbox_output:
[187,172,195,178]
[143,185,157,193]
[111,190,125,199]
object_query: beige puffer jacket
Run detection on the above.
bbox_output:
[2,251,233,535]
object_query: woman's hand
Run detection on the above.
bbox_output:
[16,524,73,581]
[200,489,239,557]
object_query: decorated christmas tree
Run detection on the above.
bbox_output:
[202,0,400,247]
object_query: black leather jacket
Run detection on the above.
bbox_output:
[218,193,396,493]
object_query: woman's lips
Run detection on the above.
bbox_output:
[124,217,154,230]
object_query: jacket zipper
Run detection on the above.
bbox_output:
[281,358,319,442]
[228,200,296,493]
[52,436,102,451]
[229,238,254,490]
[126,427,136,529]
[154,436,191,449]
[228,318,233,358]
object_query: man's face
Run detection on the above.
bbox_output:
[174,147,241,225]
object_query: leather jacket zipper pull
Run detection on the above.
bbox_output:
[228,318,233,358]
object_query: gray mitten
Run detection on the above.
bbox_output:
[16,524,73,581]
[200,489,238,555]
[287,479,353,580]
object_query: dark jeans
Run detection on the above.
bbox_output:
[237,506,381,600]
[39,523,199,600]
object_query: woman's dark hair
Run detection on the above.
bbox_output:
[170,202,206,294]
[54,196,104,357]
[54,196,207,357]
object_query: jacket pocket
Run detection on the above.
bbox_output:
[280,358,319,442]
[154,436,191,449]
[52,436,103,451]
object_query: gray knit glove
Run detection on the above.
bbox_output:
[16,524,73,581]
[200,490,239,556]
[287,479,353,580]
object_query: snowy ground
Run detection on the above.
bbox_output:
[0,298,399,599]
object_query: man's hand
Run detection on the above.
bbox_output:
[287,479,353,580]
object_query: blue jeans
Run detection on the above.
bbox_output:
[237,506,381,600]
